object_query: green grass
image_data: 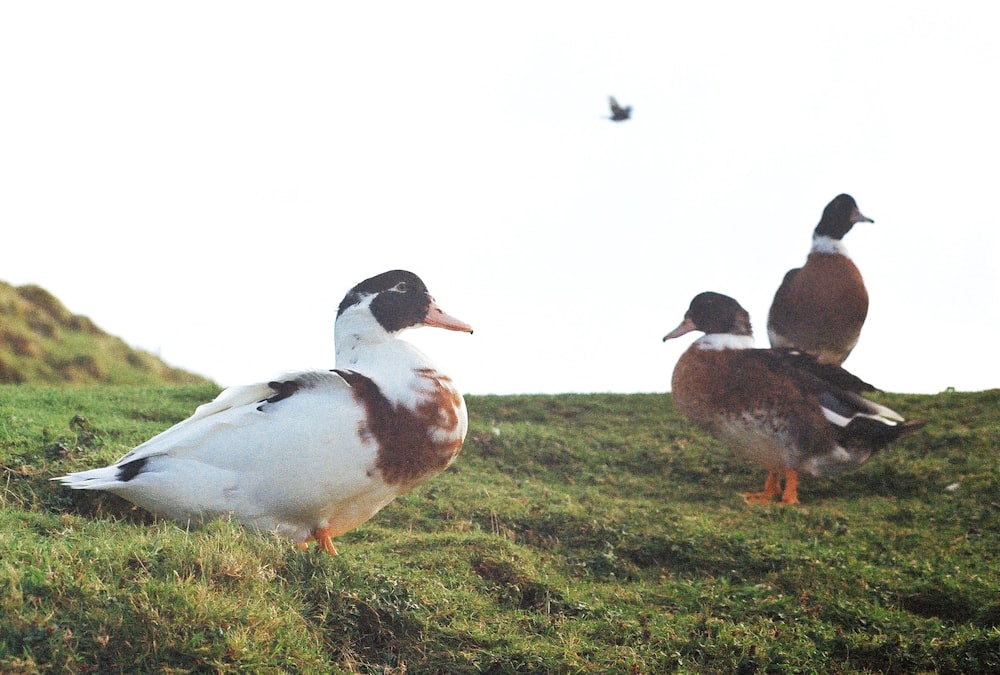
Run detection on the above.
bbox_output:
[2,385,998,673]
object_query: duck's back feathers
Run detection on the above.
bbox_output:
[58,372,373,529]
[760,348,876,393]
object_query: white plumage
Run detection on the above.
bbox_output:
[55,270,472,554]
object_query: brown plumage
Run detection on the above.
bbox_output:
[336,367,465,489]
[665,292,925,504]
[767,194,873,365]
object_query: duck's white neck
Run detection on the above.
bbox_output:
[333,305,440,410]
[327,294,460,417]
[811,234,850,257]
[334,304,398,367]
[695,333,756,351]
[333,307,432,378]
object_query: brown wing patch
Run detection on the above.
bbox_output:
[334,368,465,489]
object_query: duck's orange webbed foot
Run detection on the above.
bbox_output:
[741,471,782,505]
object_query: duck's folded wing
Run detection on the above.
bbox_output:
[756,349,904,426]
[114,371,351,465]
[767,349,876,392]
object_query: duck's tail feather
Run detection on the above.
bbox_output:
[840,417,927,453]
[806,416,926,476]
[52,466,125,490]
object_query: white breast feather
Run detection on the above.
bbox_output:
[811,234,850,256]
[696,334,756,351]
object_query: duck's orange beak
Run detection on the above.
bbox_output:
[424,297,473,333]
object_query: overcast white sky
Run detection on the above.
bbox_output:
[2,2,997,395]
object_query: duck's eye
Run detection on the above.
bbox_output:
[391,282,409,293]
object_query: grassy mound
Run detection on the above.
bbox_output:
[0,281,207,385]
[1,385,998,672]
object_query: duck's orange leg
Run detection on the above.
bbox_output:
[741,471,782,504]
[298,528,339,555]
[313,525,339,555]
[779,469,799,505]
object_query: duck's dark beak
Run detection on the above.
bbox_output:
[663,316,696,341]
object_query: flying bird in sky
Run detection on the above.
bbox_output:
[608,96,632,122]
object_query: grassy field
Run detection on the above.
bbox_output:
[1,384,998,673]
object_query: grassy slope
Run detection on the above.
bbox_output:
[0,281,208,385]
[1,385,998,673]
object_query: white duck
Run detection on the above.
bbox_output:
[55,270,473,554]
